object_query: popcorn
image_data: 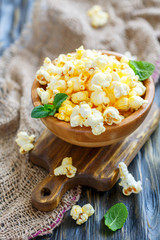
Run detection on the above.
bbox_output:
[103,107,124,125]
[76,213,88,225]
[79,104,92,118]
[114,97,129,111]
[71,91,89,104]
[90,72,112,89]
[15,131,35,154]
[111,81,130,98]
[70,104,106,135]
[119,162,142,196]
[90,87,109,106]
[87,5,109,28]
[82,203,95,217]
[37,88,50,104]
[54,157,77,178]
[36,46,147,136]
[70,203,94,225]
[70,205,82,220]
[129,96,148,110]
[129,81,146,96]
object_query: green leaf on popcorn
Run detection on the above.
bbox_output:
[129,60,155,81]
[31,93,68,118]
[104,203,128,231]
[53,93,68,110]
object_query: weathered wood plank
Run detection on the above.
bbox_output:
[30,104,160,212]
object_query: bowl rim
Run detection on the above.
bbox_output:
[31,50,155,134]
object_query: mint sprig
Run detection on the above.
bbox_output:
[129,60,155,81]
[104,203,128,231]
[31,93,68,118]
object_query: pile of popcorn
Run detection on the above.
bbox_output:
[36,46,147,135]
[70,203,95,225]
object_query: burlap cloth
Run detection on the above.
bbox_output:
[0,0,160,239]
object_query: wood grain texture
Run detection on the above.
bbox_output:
[30,104,160,212]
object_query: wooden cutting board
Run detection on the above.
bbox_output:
[30,104,160,211]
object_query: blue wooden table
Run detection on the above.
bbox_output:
[0,1,160,240]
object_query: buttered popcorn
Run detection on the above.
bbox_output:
[119,162,142,196]
[70,204,95,225]
[54,157,77,178]
[16,131,35,154]
[36,46,148,135]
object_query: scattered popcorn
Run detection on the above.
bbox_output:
[82,203,95,217]
[36,46,147,135]
[119,162,142,196]
[76,213,88,225]
[70,205,82,220]
[70,203,95,225]
[54,157,77,178]
[15,131,35,154]
[87,5,109,28]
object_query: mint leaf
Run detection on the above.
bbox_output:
[31,105,49,118]
[53,93,68,110]
[104,203,128,231]
[31,93,68,118]
[44,104,54,111]
[48,109,56,116]
[129,60,155,81]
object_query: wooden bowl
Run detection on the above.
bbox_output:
[31,51,155,147]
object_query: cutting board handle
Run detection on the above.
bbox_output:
[31,174,72,211]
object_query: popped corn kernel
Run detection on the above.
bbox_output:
[119,162,142,196]
[16,131,35,154]
[37,88,50,104]
[111,81,130,98]
[82,203,95,217]
[92,122,106,135]
[71,91,89,104]
[90,72,112,89]
[70,203,95,225]
[76,213,88,225]
[70,205,82,220]
[54,157,77,178]
[54,113,65,121]
[79,104,92,118]
[129,96,148,110]
[54,165,67,176]
[62,157,73,166]
[114,97,129,111]
[87,5,109,28]
[90,89,109,106]
[129,82,146,97]
[103,107,124,125]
